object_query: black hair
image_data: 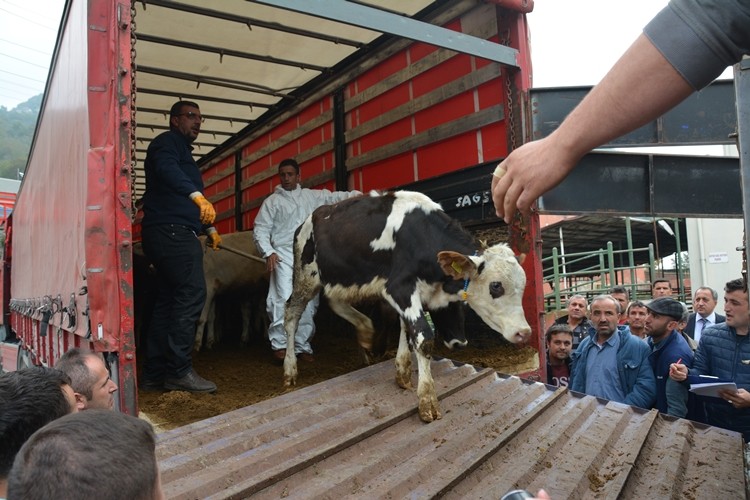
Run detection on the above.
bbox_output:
[545,323,573,343]
[626,300,647,314]
[8,410,159,500]
[169,100,200,117]
[726,278,747,294]
[0,367,72,478]
[278,158,300,174]
[652,278,671,289]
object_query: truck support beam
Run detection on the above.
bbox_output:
[254,0,520,66]
[737,60,750,282]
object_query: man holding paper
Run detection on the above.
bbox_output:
[670,279,750,441]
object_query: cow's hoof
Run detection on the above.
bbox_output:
[283,377,296,388]
[360,348,379,366]
[395,372,413,390]
[418,398,441,423]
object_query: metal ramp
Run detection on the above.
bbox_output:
[155,357,746,499]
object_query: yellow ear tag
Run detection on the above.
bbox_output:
[451,262,463,274]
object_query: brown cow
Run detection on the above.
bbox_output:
[195,231,268,350]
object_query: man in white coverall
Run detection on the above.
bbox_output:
[253,158,360,363]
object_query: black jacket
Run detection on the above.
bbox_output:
[142,130,205,232]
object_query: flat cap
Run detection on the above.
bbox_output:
[646,297,685,321]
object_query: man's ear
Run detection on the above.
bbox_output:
[74,392,87,411]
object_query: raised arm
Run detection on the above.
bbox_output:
[491,33,694,223]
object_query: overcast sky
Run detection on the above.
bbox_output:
[528,1,668,87]
[0,0,63,108]
[0,0,731,110]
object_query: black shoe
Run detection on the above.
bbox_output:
[139,379,165,392]
[164,369,217,393]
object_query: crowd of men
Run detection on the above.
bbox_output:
[0,349,164,499]
[545,278,750,441]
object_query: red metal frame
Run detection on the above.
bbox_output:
[7,0,137,414]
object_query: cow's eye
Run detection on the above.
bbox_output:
[489,281,505,298]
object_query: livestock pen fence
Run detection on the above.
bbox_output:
[542,242,690,314]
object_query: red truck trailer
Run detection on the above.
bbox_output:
[0,0,542,415]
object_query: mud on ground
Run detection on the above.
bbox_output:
[138,311,539,431]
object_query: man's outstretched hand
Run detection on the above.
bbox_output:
[491,137,577,224]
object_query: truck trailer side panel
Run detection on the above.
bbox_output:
[4,0,540,415]
[7,0,136,413]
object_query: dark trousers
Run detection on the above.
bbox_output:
[141,224,206,381]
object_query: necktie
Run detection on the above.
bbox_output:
[696,317,708,341]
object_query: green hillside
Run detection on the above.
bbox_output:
[0,95,42,180]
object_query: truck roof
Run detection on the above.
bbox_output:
[126,0,493,198]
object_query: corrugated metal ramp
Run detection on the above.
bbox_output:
[156,358,746,499]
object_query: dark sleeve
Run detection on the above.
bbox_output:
[644,0,750,90]
[690,338,710,376]
[665,378,689,418]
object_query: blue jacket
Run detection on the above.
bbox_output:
[142,130,206,232]
[691,323,750,440]
[648,330,694,416]
[570,326,656,409]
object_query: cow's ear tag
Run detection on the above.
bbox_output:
[451,262,463,274]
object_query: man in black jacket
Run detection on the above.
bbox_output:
[140,100,220,393]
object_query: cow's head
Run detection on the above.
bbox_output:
[437,244,531,344]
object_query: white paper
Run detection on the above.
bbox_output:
[689,382,738,398]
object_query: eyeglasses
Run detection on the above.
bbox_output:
[175,112,205,123]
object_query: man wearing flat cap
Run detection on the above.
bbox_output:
[645,297,694,417]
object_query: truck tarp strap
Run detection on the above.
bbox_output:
[40,309,51,337]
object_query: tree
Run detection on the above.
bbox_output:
[0,95,43,180]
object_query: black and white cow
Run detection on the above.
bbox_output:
[363,300,468,363]
[283,191,531,423]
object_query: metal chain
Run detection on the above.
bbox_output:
[499,29,527,240]
[500,29,517,152]
[129,2,138,221]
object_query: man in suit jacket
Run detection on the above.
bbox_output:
[684,287,725,343]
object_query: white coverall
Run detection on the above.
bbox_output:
[253,184,359,354]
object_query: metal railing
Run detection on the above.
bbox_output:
[542,242,657,312]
